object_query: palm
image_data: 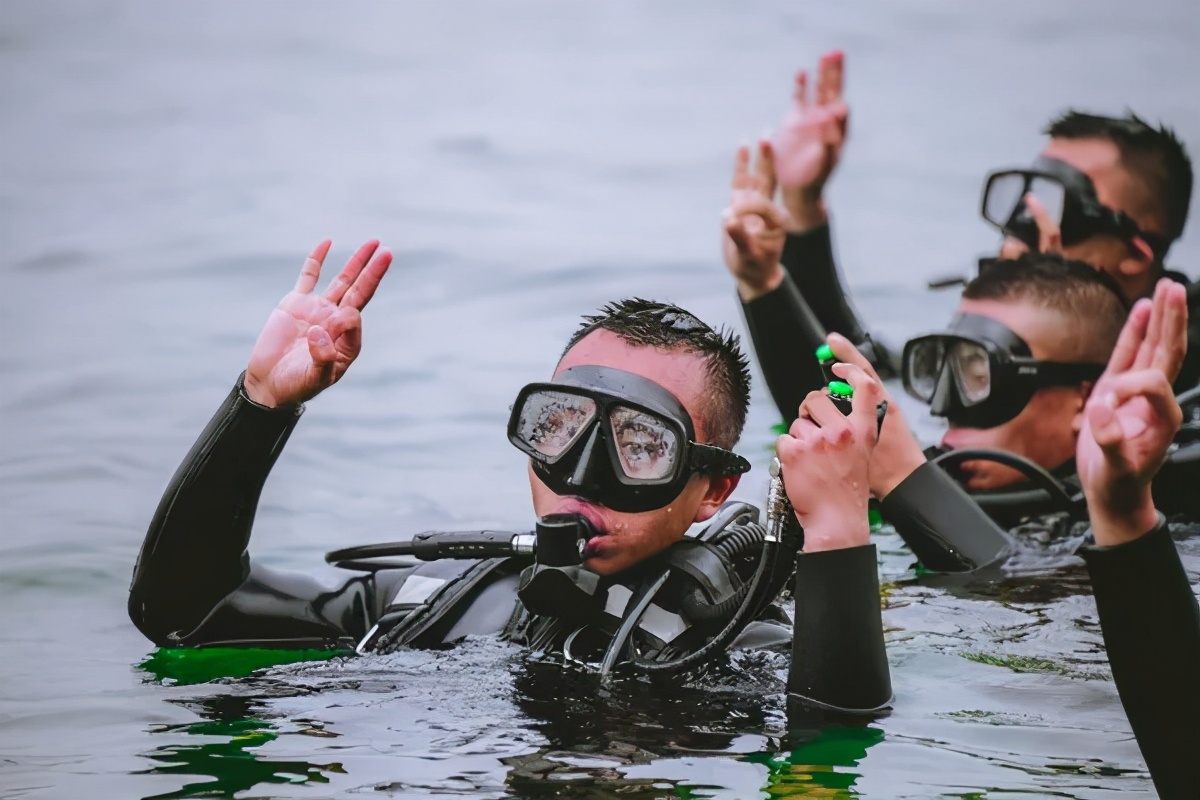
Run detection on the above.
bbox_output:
[774,107,844,188]
[244,240,392,407]
[1077,395,1168,495]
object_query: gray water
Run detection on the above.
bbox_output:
[2,2,1199,798]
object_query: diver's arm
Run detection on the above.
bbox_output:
[789,543,891,713]
[128,379,379,647]
[878,460,1015,572]
[1081,522,1200,799]
[740,272,831,424]
[780,224,863,342]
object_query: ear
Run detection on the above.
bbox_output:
[1118,236,1156,277]
[691,474,741,523]
[1071,380,1096,434]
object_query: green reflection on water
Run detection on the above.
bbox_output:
[138,647,347,686]
[140,715,345,800]
[745,727,885,797]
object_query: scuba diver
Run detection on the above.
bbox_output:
[722,56,1199,524]
[129,239,894,714]
[759,51,1197,390]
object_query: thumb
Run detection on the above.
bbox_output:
[307,325,337,380]
[1086,392,1127,463]
[724,216,752,253]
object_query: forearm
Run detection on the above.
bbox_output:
[740,274,830,423]
[788,544,891,713]
[879,461,1015,572]
[780,224,866,343]
[128,376,304,645]
[1081,523,1200,799]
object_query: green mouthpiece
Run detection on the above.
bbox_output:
[828,380,854,398]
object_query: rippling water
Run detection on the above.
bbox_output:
[2,2,1198,798]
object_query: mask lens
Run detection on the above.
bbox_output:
[608,406,679,481]
[984,173,1027,228]
[515,391,597,459]
[905,338,947,402]
[948,341,992,405]
[1027,176,1066,226]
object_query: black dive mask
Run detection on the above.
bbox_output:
[902,313,1104,429]
[507,365,750,513]
[981,156,1165,258]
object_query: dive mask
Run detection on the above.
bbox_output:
[902,313,1104,429]
[981,156,1165,257]
[508,365,750,513]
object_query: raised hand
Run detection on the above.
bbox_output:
[771,50,849,231]
[722,140,789,302]
[777,362,883,552]
[1077,279,1188,545]
[244,240,393,408]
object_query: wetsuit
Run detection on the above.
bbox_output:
[129,378,893,713]
[743,222,1199,792]
[740,223,1200,523]
[1081,522,1200,800]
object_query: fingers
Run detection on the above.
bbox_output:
[1153,279,1188,379]
[1104,297,1152,378]
[341,247,392,311]
[827,333,881,382]
[818,50,844,105]
[324,240,381,305]
[833,362,884,440]
[306,325,337,384]
[792,69,809,110]
[798,389,848,432]
[295,240,333,294]
[1024,194,1062,254]
[1104,368,1184,431]
[1141,278,1188,379]
[756,138,777,198]
[727,194,786,230]
[732,144,750,190]
[1084,392,1129,465]
[998,237,1030,261]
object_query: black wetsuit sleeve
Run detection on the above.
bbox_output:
[1080,524,1200,799]
[879,460,1015,572]
[788,544,892,713]
[740,273,830,424]
[128,378,381,648]
[780,224,868,344]
[1168,270,1199,393]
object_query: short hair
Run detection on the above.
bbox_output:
[1045,110,1193,256]
[561,298,751,449]
[964,253,1128,364]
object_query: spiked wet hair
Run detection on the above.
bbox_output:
[1045,110,1193,256]
[562,298,752,449]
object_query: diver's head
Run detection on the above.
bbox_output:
[513,299,751,576]
[987,110,1192,302]
[904,254,1126,490]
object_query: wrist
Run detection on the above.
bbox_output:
[781,191,828,232]
[798,507,871,552]
[1089,491,1160,547]
[869,442,928,499]
[242,372,281,408]
[736,265,785,302]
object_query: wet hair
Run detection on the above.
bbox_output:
[964,253,1128,364]
[562,298,751,449]
[1045,110,1193,255]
